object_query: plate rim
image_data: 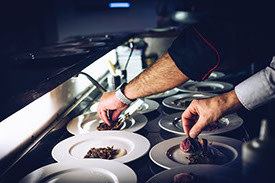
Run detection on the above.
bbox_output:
[158,112,243,135]
[206,71,226,80]
[52,131,151,164]
[137,99,160,114]
[176,81,233,93]
[146,88,179,99]
[146,164,237,183]
[19,160,137,183]
[162,93,217,110]
[66,112,148,135]
[149,135,242,170]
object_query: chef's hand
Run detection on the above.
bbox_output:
[97,91,129,126]
[181,90,242,138]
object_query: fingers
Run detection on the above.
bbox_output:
[101,109,111,126]
[189,116,209,138]
[111,105,128,121]
[97,105,111,126]
[182,109,208,138]
[181,99,208,138]
[181,110,195,136]
[112,110,122,122]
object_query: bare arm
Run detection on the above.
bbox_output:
[97,52,189,125]
[124,52,189,100]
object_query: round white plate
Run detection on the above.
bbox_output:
[206,71,225,80]
[159,112,243,135]
[135,99,159,114]
[177,81,233,93]
[149,135,242,169]
[52,131,150,164]
[162,93,217,110]
[146,88,178,99]
[66,112,148,135]
[20,160,137,183]
[146,165,236,183]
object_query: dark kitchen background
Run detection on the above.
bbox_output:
[1,0,274,134]
[0,0,274,182]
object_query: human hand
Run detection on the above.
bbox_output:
[97,91,129,126]
[181,90,242,138]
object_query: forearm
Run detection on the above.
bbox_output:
[219,90,243,116]
[124,52,189,100]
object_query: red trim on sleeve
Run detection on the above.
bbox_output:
[192,26,220,80]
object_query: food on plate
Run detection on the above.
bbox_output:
[180,137,227,165]
[173,172,232,183]
[175,118,221,132]
[173,173,195,183]
[180,137,207,153]
[203,121,220,131]
[194,86,218,91]
[172,98,192,108]
[97,114,131,131]
[84,146,127,159]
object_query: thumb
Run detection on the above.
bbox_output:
[189,116,209,138]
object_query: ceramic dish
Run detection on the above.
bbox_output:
[149,135,242,169]
[20,160,137,183]
[206,71,225,80]
[177,81,233,93]
[146,165,237,183]
[159,112,243,135]
[66,112,148,135]
[162,93,216,110]
[146,88,178,99]
[135,99,159,114]
[52,131,150,164]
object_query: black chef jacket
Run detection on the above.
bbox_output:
[168,1,275,81]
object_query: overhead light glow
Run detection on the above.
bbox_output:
[109,2,130,8]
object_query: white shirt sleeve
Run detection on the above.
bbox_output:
[235,56,275,110]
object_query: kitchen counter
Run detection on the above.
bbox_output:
[0,32,134,122]
[0,92,250,183]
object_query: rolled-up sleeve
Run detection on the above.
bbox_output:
[235,57,275,110]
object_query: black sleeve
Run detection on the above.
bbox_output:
[168,25,219,81]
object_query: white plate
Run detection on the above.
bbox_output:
[162,93,217,110]
[89,100,159,114]
[159,112,243,135]
[146,26,177,32]
[149,135,242,169]
[206,71,226,80]
[146,165,236,183]
[177,81,233,93]
[146,88,178,99]
[52,131,150,164]
[135,99,159,114]
[20,160,137,183]
[66,112,148,135]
